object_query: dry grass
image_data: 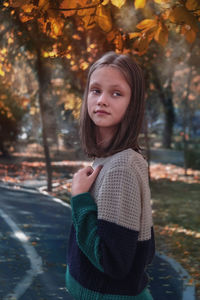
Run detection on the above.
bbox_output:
[150,179,200,299]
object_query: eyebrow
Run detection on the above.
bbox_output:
[89,82,124,89]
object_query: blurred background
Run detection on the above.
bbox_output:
[0,0,199,298]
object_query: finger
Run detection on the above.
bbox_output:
[89,165,103,180]
[85,166,94,176]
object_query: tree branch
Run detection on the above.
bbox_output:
[188,8,200,13]
[51,0,104,11]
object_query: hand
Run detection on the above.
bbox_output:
[71,165,102,196]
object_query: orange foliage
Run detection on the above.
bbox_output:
[96,5,112,32]
[111,0,126,8]
[6,0,200,56]
[134,0,146,9]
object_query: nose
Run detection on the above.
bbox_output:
[97,92,108,106]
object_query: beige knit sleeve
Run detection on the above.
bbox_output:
[97,166,141,232]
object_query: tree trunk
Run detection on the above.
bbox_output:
[36,49,52,192]
[143,114,151,181]
[152,68,175,149]
[162,95,175,149]
[183,67,193,175]
[0,141,10,157]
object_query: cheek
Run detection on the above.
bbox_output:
[119,99,130,115]
[87,97,93,118]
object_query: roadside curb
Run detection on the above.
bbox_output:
[156,252,196,300]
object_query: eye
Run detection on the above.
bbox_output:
[90,88,101,95]
[113,91,122,97]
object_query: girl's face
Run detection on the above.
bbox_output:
[87,66,131,141]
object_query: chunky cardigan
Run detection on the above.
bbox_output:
[66,148,155,299]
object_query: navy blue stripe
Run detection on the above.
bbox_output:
[98,219,139,279]
[67,224,155,296]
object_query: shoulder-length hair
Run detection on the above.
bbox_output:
[80,51,145,158]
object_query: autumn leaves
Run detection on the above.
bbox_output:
[4,0,200,57]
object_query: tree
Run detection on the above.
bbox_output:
[0,5,62,191]
[0,81,27,156]
[4,0,199,149]
[3,0,199,56]
[1,0,200,185]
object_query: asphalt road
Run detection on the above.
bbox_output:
[0,186,73,300]
[0,186,184,300]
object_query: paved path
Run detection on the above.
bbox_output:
[0,186,73,300]
[0,186,193,300]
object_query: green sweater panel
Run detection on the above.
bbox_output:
[71,192,104,272]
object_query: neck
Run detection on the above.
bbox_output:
[96,127,115,149]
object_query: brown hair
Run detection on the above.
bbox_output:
[80,51,145,158]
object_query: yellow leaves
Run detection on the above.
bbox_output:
[38,0,49,12]
[1,48,7,55]
[66,53,71,59]
[96,5,112,32]
[87,43,96,52]
[134,0,146,9]
[77,2,112,31]
[181,25,196,43]
[0,94,6,100]
[21,4,36,13]
[129,32,141,39]
[111,0,126,9]
[169,6,198,30]
[43,51,54,58]
[0,68,5,77]
[154,22,168,46]
[154,0,170,3]
[60,0,77,17]
[0,48,7,77]
[17,2,37,23]
[130,16,169,53]
[19,14,34,23]
[106,29,118,42]
[185,0,200,11]
[30,106,40,115]
[130,18,157,54]
[8,37,14,44]
[0,101,13,119]
[80,61,89,70]
[42,45,57,57]
[137,18,157,39]
[72,34,81,40]
[62,93,82,119]
[78,6,96,30]
[169,6,188,23]
[38,14,64,38]
[21,98,29,109]
[169,5,198,43]
[9,0,30,8]
[51,17,64,37]
[133,36,148,54]
[102,0,109,4]
[136,18,157,30]
[113,33,124,51]
[3,2,9,7]
[130,0,199,54]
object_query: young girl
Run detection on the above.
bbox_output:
[66,52,155,299]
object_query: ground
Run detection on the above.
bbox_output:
[0,149,200,299]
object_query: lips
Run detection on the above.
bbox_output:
[95,110,110,115]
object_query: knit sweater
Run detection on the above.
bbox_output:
[66,148,155,299]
